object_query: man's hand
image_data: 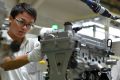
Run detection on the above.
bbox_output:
[0,54,29,71]
[0,42,41,71]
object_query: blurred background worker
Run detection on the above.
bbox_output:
[0,2,46,80]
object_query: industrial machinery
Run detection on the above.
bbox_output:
[81,0,120,20]
[0,20,20,64]
[38,27,74,80]
[38,21,117,80]
[64,22,115,80]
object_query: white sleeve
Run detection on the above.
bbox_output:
[27,42,42,62]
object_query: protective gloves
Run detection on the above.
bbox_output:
[27,42,42,62]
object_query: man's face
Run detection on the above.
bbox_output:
[9,12,35,38]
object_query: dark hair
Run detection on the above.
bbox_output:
[10,3,37,21]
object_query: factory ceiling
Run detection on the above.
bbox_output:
[1,0,98,28]
[0,0,120,28]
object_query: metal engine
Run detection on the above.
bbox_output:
[38,21,116,80]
